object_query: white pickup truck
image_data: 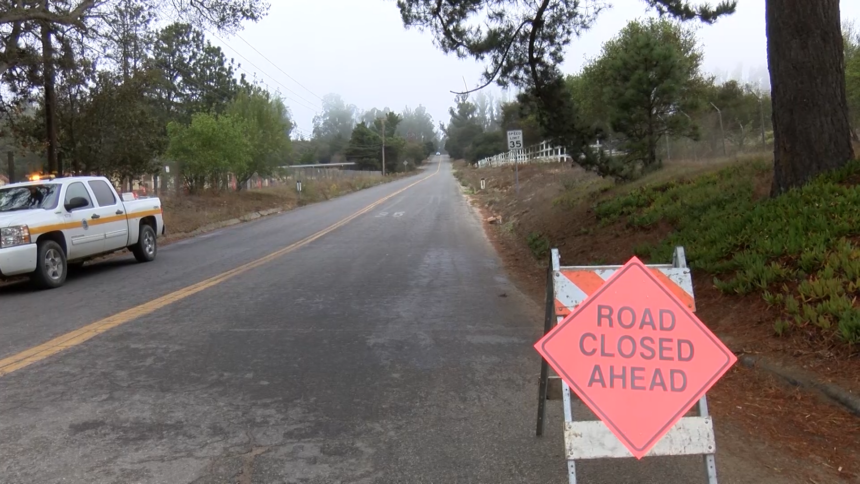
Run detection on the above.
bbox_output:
[0,175,165,289]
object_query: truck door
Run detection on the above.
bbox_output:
[62,182,104,259]
[88,179,129,252]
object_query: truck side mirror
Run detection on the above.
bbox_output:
[65,197,89,212]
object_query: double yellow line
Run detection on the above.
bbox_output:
[0,162,441,377]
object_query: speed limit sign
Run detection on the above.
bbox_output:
[507,130,523,150]
[506,130,524,196]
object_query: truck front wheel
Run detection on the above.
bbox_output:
[32,240,67,289]
[132,224,157,263]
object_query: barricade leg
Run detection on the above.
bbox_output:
[536,256,558,437]
[698,396,719,484]
[563,382,577,484]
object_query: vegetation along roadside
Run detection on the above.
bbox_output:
[454,156,860,482]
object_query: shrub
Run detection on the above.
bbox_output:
[594,158,860,344]
[527,232,551,260]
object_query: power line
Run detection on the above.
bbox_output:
[218,32,320,109]
[227,65,313,134]
[216,42,321,112]
[203,28,322,112]
[148,11,318,134]
[233,33,324,102]
[232,72,314,134]
[194,30,319,113]
[232,62,316,113]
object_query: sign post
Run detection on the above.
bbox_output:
[507,130,523,195]
[535,249,735,483]
[480,177,486,190]
[296,180,302,201]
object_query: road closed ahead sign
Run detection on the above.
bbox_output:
[535,256,736,459]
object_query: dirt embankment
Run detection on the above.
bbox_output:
[453,158,860,483]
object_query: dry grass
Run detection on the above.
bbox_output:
[454,152,773,207]
[623,152,772,190]
[162,175,400,236]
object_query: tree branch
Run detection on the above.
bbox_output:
[644,0,737,24]
[528,0,552,90]
[0,0,98,27]
[431,0,467,51]
[450,19,530,95]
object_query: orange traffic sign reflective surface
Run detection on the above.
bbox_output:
[535,256,737,459]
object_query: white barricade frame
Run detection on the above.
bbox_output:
[535,247,718,484]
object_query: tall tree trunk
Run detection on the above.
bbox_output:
[767,0,855,196]
[40,17,59,175]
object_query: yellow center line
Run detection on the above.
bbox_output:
[0,162,442,377]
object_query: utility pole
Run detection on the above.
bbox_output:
[710,102,727,157]
[680,111,697,161]
[381,117,386,176]
[759,96,767,149]
[666,135,670,161]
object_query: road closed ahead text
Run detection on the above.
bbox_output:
[582,305,693,392]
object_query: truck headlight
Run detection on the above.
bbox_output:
[0,226,31,248]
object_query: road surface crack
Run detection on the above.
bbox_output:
[236,430,270,484]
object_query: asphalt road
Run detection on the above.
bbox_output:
[0,157,740,483]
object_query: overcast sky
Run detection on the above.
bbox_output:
[208,0,860,138]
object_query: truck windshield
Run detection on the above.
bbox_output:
[0,184,61,212]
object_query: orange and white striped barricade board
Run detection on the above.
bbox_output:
[535,247,719,484]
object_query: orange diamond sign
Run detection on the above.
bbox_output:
[535,256,736,459]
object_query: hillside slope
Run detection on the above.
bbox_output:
[454,156,860,482]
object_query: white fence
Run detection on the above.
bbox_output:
[477,140,571,168]
[476,140,629,168]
